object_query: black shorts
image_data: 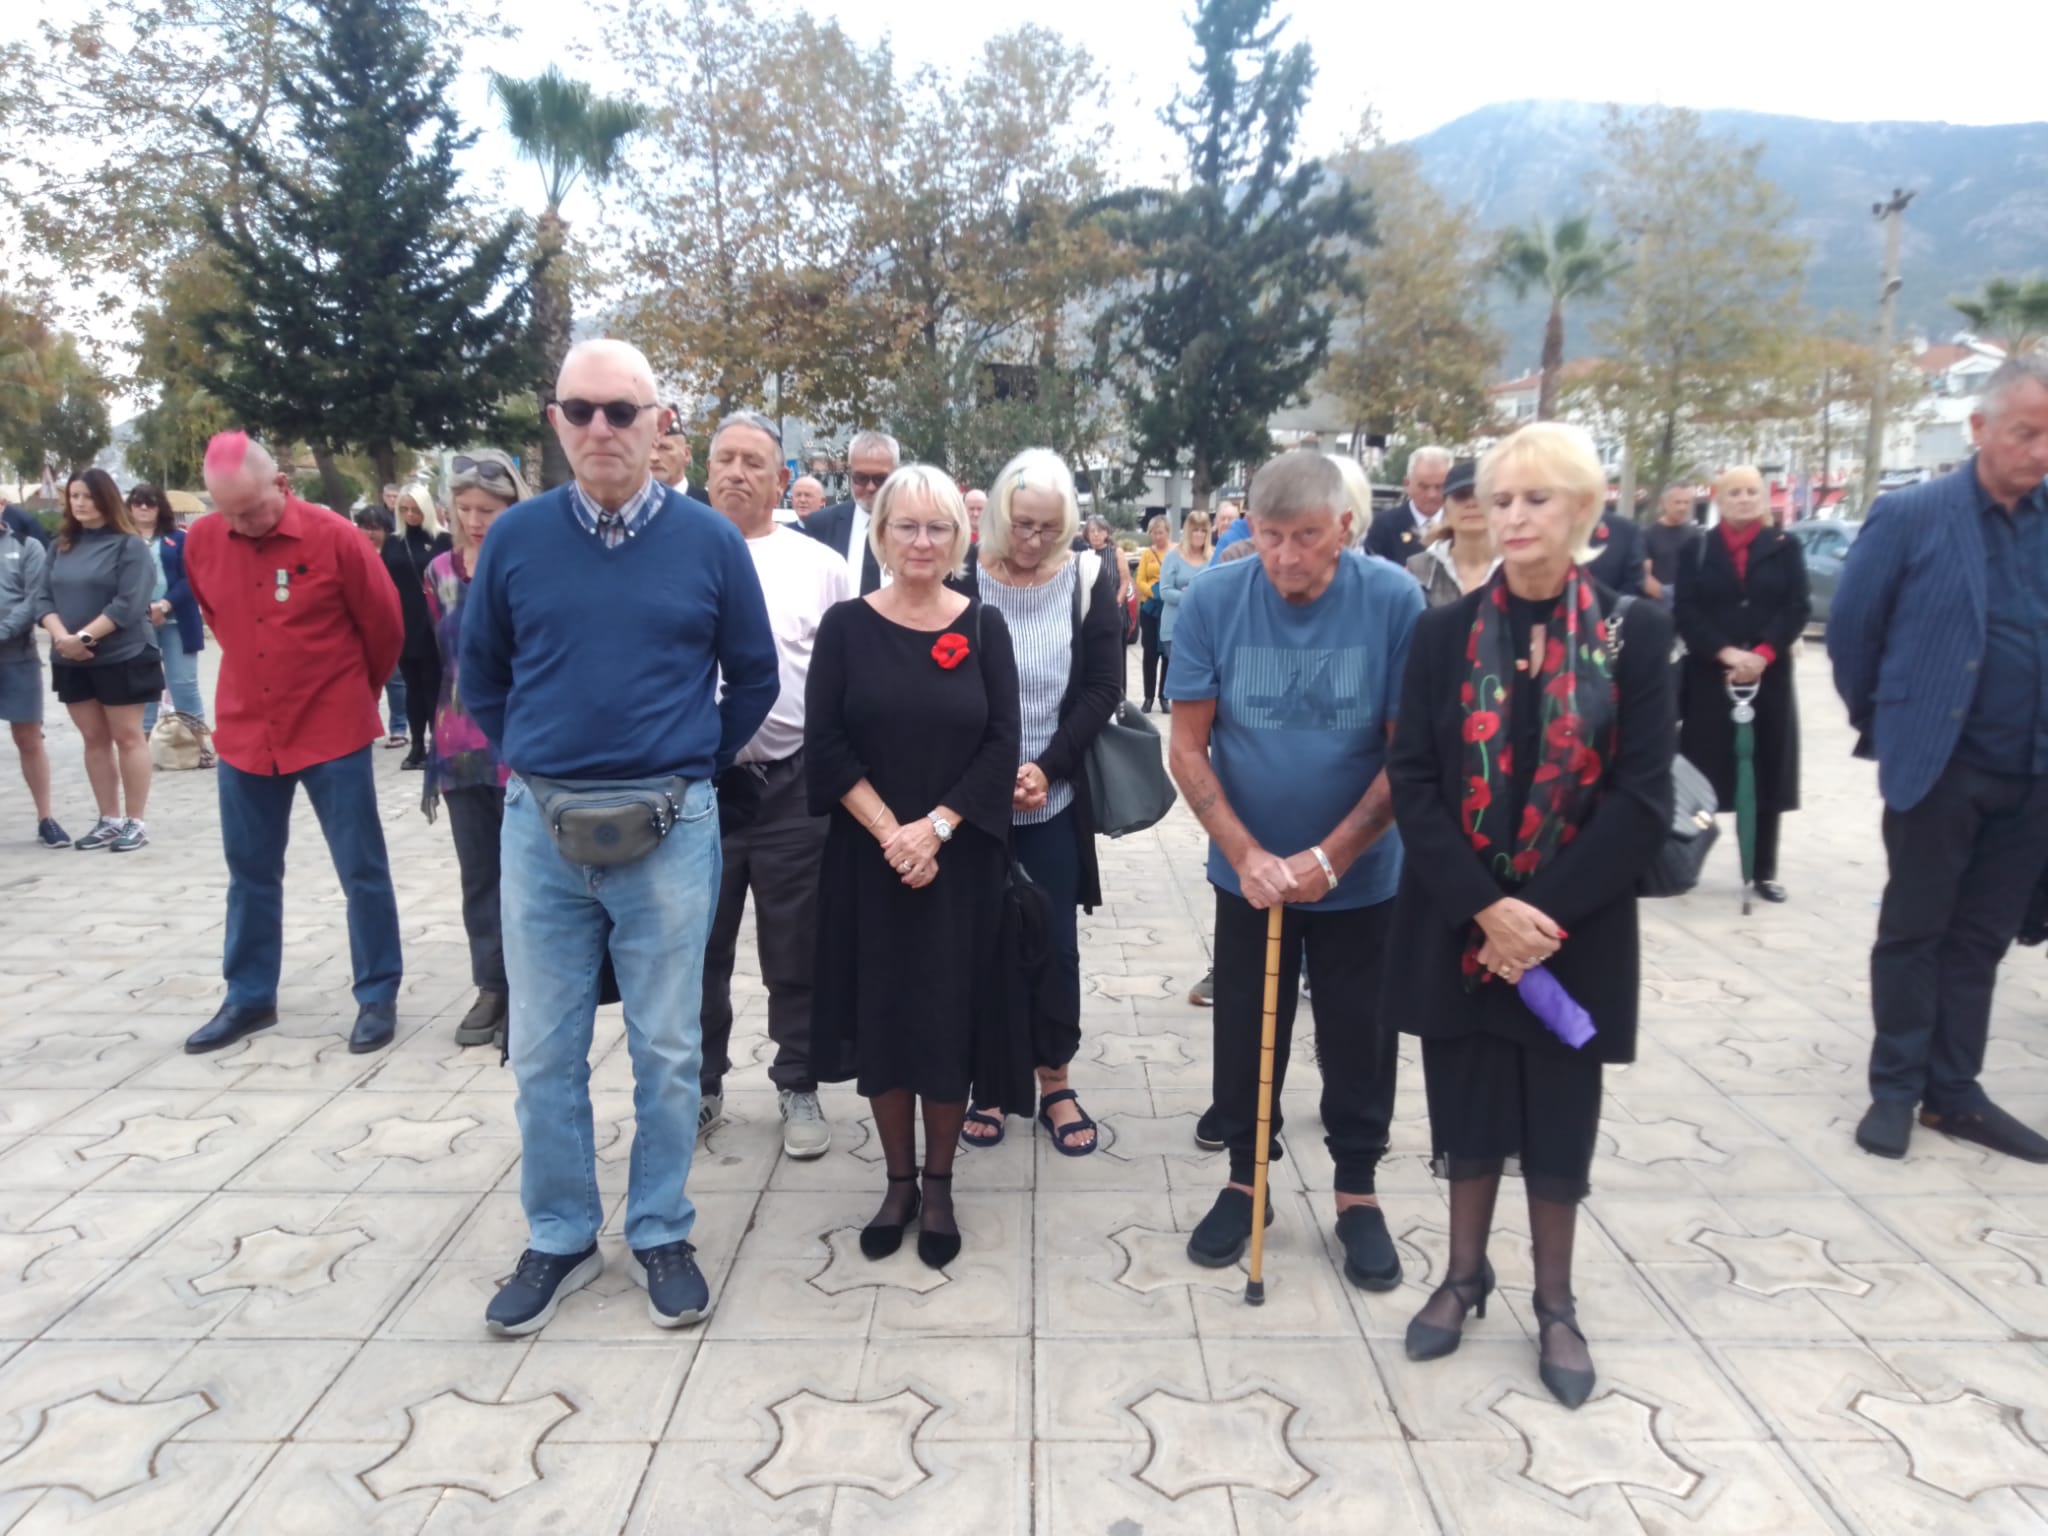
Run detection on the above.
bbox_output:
[52,654,165,708]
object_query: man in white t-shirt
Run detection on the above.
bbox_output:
[699,410,854,1159]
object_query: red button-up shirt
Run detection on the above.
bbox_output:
[183,496,404,775]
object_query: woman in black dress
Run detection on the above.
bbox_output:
[1384,422,1675,1408]
[390,488,448,769]
[1675,465,1809,902]
[806,465,1023,1269]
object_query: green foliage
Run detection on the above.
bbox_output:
[1950,277,2048,355]
[1092,0,1369,505]
[193,0,534,488]
[1494,213,1627,421]
[0,301,113,477]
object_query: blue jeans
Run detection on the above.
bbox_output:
[383,670,405,736]
[218,747,403,1009]
[143,624,206,734]
[501,773,720,1255]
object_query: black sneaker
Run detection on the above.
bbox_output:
[1335,1204,1403,1291]
[1186,1187,1274,1268]
[73,817,122,851]
[37,818,69,849]
[1193,1106,1225,1151]
[484,1244,602,1336]
[630,1239,711,1328]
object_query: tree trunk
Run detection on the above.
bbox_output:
[532,206,574,492]
[312,445,351,513]
[1538,301,1565,421]
[369,441,397,498]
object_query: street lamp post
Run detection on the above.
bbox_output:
[1862,189,1915,511]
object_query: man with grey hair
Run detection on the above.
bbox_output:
[462,338,780,1334]
[1365,445,1451,563]
[1831,353,2048,1165]
[696,409,851,1158]
[1166,448,1425,1287]
[788,475,827,521]
[801,428,898,594]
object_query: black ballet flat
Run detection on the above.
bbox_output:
[915,1169,961,1269]
[860,1173,921,1260]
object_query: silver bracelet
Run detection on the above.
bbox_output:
[1310,845,1338,892]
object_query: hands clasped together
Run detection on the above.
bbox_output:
[878,817,941,889]
[1473,895,1564,983]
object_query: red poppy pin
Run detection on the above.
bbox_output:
[932,632,971,670]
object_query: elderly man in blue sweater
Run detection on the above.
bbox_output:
[462,339,779,1335]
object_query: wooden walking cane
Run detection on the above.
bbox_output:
[1245,904,1284,1305]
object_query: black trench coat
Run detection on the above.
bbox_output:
[1674,525,1810,815]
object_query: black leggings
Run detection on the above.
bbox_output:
[1140,612,1165,703]
[397,653,439,753]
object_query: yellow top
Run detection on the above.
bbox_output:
[1136,546,1163,602]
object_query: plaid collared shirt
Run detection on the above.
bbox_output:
[569,475,665,549]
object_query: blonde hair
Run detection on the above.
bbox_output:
[1713,464,1763,496]
[1477,422,1607,555]
[1178,508,1211,556]
[981,447,1080,563]
[397,485,441,540]
[869,465,972,580]
[1326,453,1374,551]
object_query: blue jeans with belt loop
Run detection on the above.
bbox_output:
[500,772,721,1256]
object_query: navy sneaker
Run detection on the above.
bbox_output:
[484,1244,602,1337]
[37,818,69,849]
[630,1239,711,1329]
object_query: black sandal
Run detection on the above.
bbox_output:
[860,1173,921,1261]
[959,1105,1005,1149]
[915,1170,961,1269]
[1037,1088,1099,1157]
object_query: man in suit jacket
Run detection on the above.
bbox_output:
[651,409,709,503]
[801,429,896,594]
[1829,355,2048,1164]
[1581,507,1649,598]
[1363,446,1450,564]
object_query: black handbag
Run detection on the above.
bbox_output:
[1607,597,1718,898]
[1071,554,1177,837]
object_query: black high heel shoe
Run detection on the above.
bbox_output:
[1403,1259,1495,1361]
[915,1169,961,1269]
[1533,1294,1597,1408]
[860,1173,921,1260]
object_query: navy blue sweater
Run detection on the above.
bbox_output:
[460,483,778,781]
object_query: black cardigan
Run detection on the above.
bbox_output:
[1381,582,1675,1062]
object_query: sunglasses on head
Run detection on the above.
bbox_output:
[555,398,659,431]
[451,454,517,490]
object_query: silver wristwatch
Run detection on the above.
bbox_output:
[928,813,954,843]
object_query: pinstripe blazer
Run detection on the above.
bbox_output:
[1827,459,2006,811]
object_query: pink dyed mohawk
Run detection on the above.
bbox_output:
[204,431,251,477]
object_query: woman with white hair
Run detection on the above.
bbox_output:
[956,449,1123,1158]
[806,466,1024,1269]
[1383,422,1676,1408]
[397,484,451,564]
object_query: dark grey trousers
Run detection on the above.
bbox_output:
[443,785,508,993]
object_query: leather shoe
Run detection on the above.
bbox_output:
[1752,880,1788,903]
[1854,1100,1914,1159]
[1920,1101,2048,1163]
[184,1003,277,1055]
[349,1002,397,1054]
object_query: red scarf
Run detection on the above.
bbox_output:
[1720,518,1763,581]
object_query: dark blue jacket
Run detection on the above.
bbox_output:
[1828,458,2039,811]
[156,528,205,653]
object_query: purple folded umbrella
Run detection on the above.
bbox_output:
[1517,964,1597,1049]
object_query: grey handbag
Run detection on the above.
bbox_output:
[1085,700,1177,838]
[521,773,687,867]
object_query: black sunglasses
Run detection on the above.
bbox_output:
[451,454,517,489]
[555,398,660,431]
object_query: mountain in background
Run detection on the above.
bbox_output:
[1403,101,2048,370]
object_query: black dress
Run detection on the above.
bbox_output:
[805,596,1024,1104]
[1382,582,1676,1200]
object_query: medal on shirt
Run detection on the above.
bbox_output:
[275,568,291,603]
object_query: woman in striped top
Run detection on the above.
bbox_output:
[960,449,1124,1157]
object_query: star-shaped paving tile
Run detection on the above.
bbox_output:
[226,1034,335,1071]
[1079,924,1159,947]
[0,1031,138,1068]
[78,1112,236,1163]
[1110,1226,1240,1295]
[1689,1227,1873,1297]
[1644,978,1750,1007]
[1494,1390,1701,1499]
[361,1390,573,1501]
[0,1226,80,1281]
[750,1390,935,1499]
[1092,1033,1194,1070]
[1724,1037,1853,1076]
[808,1227,949,1296]
[1130,1389,1311,1499]
[0,1391,213,1500]
[1854,1390,2048,1500]
[1090,973,1172,1000]
[1599,1116,1730,1167]
[335,1114,481,1164]
[190,1225,372,1297]
[1984,1229,2048,1284]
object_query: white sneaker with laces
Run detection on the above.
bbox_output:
[696,1093,724,1141]
[779,1089,831,1160]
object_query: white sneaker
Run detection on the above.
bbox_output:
[779,1089,831,1160]
[697,1093,724,1141]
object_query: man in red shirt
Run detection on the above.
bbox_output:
[182,431,407,1055]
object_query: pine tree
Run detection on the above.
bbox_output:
[195,0,532,494]
[1092,0,1368,507]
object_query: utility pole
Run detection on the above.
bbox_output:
[1861,188,1915,511]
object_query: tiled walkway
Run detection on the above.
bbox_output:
[2,643,2046,1533]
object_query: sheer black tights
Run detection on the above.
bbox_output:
[867,1090,964,1236]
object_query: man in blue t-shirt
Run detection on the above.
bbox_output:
[1166,449,1423,1290]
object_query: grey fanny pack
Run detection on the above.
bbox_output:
[521,773,689,867]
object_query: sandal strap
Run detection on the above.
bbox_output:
[886,1172,919,1183]
[1434,1270,1489,1305]
[1533,1298,1583,1339]
[919,1169,952,1181]
[1038,1088,1079,1110]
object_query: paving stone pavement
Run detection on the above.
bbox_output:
[2,640,2047,1534]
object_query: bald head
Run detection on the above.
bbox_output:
[550,339,663,508]
[555,338,659,403]
[203,430,290,538]
[789,475,827,518]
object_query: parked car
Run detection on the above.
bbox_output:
[1786,519,1857,631]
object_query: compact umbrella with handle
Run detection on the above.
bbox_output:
[1245,905,1284,1306]
[1727,681,1760,915]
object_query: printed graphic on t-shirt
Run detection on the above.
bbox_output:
[1224,645,1375,732]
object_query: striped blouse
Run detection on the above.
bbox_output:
[976,558,1079,825]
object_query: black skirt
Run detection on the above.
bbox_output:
[1420,1033,1604,1203]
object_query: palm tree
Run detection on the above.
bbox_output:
[1495,214,1628,421]
[1951,277,2048,357]
[492,67,646,489]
